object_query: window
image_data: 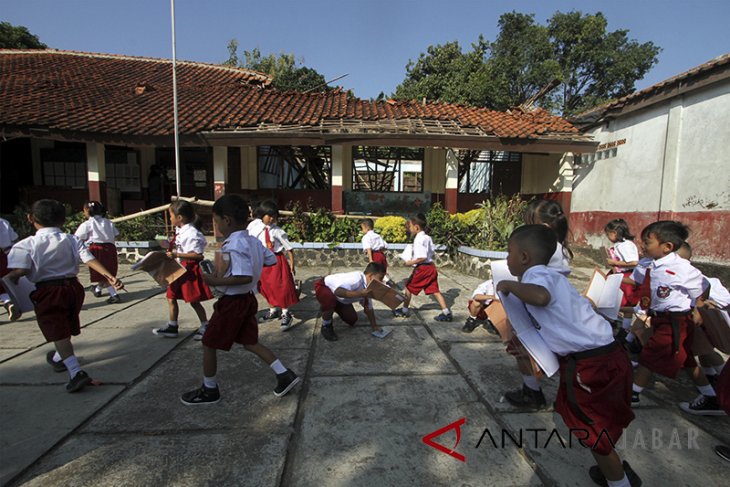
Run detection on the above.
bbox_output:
[105,147,141,192]
[41,142,87,188]
[258,146,331,189]
[352,146,424,192]
[458,150,522,194]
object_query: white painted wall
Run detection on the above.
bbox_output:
[572,80,730,213]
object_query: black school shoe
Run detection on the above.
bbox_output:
[180,385,221,405]
[66,371,92,393]
[504,385,547,411]
[91,286,103,298]
[462,317,480,333]
[679,394,725,416]
[4,301,21,321]
[106,295,121,304]
[46,351,67,373]
[320,325,338,341]
[589,460,642,486]
[274,369,300,397]
[715,445,730,462]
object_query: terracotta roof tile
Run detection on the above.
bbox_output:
[1,49,582,141]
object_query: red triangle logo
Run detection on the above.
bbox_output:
[422,417,466,462]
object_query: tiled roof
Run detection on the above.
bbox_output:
[1,49,583,142]
[572,53,730,126]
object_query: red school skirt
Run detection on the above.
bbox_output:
[0,249,7,294]
[258,253,299,308]
[88,243,118,283]
[406,263,440,295]
[166,260,214,303]
[371,250,388,272]
[555,343,634,455]
[617,270,639,307]
[638,313,696,378]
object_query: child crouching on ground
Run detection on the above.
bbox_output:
[6,199,124,393]
[180,195,299,405]
[497,224,639,486]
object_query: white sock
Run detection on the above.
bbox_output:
[282,308,289,317]
[622,318,632,330]
[442,308,451,315]
[702,367,718,376]
[625,332,635,343]
[522,375,541,391]
[168,320,178,327]
[270,307,278,315]
[107,286,118,297]
[607,474,630,487]
[203,375,217,389]
[631,361,639,368]
[270,359,287,375]
[63,355,82,378]
[199,320,208,327]
[95,285,102,293]
[632,384,643,394]
[0,293,9,303]
[469,314,478,320]
[53,351,62,363]
[401,306,410,313]
[716,363,725,374]
[323,319,333,327]
[698,384,716,397]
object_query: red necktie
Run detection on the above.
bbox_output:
[264,227,273,250]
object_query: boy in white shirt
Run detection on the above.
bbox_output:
[315,262,387,341]
[0,217,19,320]
[392,214,451,322]
[497,224,639,487]
[6,199,123,393]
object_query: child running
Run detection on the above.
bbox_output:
[630,221,722,415]
[392,214,452,321]
[604,218,640,307]
[180,194,299,405]
[360,218,391,285]
[497,224,640,487]
[74,201,121,304]
[248,200,299,330]
[0,217,19,320]
[153,200,213,340]
[5,199,124,393]
[315,262,387,342]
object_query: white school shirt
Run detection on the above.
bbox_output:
[361,230,387,252]
[644,252,704,312]
[609,240,639,273]
[218,230,276,295]
[246,219,265,238]
[706,277,730,308]
[248,222,293,253]
[0,218,18,250]
[521,265,614,356]
[7,227,95,283]
[74,215,119,244]
[471,279,495,306]
[412,231,434,265]
[630,257,654,283]
[547,242,571,276]
[324,271,372,308]
[174,224,207,255]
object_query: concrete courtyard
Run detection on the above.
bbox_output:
[1,260,728,486]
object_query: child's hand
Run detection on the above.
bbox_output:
[496,281,513,295]
[290,265,296,275]
[358,288,373,298]
[606,259,617,267]
[108,276,124,291]
[166,251,175,258]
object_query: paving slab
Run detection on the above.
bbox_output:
[258,317,316,350]
[0,385,124,486]
[17,432,289,487]
[425,318,503,343]
[286,375,541,487]
[310,325,457,376]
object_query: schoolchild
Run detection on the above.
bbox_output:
[0,217,19,319]
[360,218,391,285]
[74,201,121,303]
[604,218,640,307]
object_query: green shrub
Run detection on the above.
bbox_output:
[374,215,408,243]
[115,214,165,241]
[426,202,469,252]
[281,201,311,242]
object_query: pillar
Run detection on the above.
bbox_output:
[445,148,459,214]
[331,145,344,214]
[86,142,107,205]
[240,146,257,190]
[213,146,228,199]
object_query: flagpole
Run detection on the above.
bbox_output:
[170,0,181,197]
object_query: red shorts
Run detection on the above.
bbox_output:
[314,278,358,326]
[88,243,118,283]
[371,250,388,272]
[618,271,639,307]
[638,314,696,378]
[202,293,258,350]
[0,249,7,294]
[30,278,85,342]
[166,260,214,303]
[406,263,440,295]
[258,253,299,308]
[717,364,730,415]
[467,299,489,320]
[555,345,634,455]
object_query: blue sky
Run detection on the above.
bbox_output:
[4,0,730,100]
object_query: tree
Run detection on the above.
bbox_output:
[224,40,329,93]
[393,11,660,115]
[0,22,47,49]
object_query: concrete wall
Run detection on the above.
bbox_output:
[570,80,730,263]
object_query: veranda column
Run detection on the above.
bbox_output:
[445,148,459,214]
[331,145,344,214]
[86,142,107,206]
[213,146,228,199]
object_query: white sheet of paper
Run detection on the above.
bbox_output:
[498,291,560,377]
[2,276,36,313]
[491,260,518,288]
[400,244,413,262]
